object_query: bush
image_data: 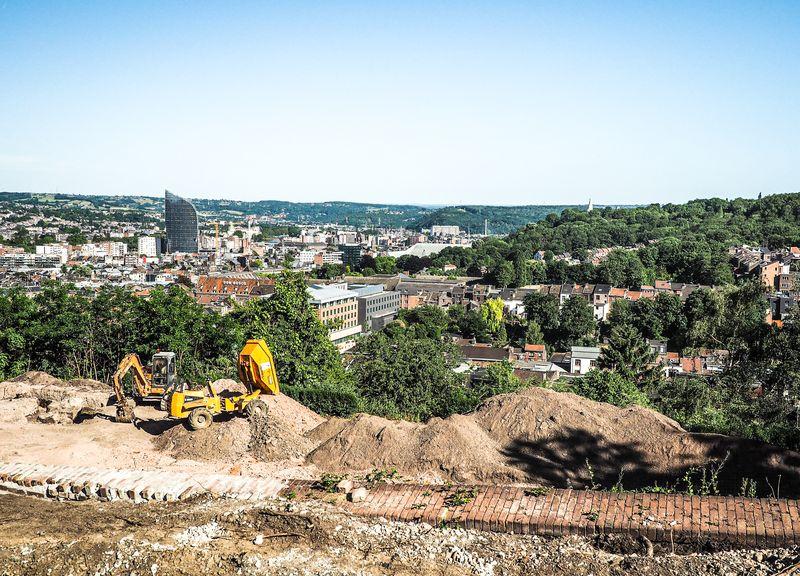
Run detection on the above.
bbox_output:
[281,383,362,417]
[571,369,649,408]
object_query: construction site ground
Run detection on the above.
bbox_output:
[4,371,800,574]
[3,492,800,576]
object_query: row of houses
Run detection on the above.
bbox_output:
[458,340,729,383]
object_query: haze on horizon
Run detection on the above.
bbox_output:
[1,1,798,206]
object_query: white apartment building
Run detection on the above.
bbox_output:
[138,236,159,258]
[35,244,69,264]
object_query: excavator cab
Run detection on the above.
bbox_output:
[150,352,176,392]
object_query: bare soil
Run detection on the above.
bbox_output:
[0,493,797,576]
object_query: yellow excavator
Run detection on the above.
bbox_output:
[167,339,280,430]
[112,351,178,423]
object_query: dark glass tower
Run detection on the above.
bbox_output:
[164,190,199,253]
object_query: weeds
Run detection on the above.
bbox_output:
[739,478,757,498]
[523,487,550,497]
[364,467,399,484]
[314,473,346,493]
[584,459,600,491]
[444,487,478,507]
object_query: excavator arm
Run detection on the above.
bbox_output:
[112,353,152,423]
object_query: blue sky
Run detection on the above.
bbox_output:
[1,1,798,205]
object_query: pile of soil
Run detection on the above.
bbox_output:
[153,391,324,464]
[307,413,526,483]
[0,371,112,425]
[308,387,800,495]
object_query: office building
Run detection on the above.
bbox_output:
[164,190,199,253]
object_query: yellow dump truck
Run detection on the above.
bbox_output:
[168,339,280,430]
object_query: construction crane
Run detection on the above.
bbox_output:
[112,351,178,423]
[167,339,280,430]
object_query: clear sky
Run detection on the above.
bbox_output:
[1,1,798,205]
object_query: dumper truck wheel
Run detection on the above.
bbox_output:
[159,393,172,412]
[245,399,268,419]
[188,407,213,430]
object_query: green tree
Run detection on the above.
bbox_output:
[398,305,450,339]
[480,297,505,335]
[489,260,514,288]
[557,295,596,348]
[522,292,560,338]
[598,324,655,382]
[524,320,545,345]
[572,369,649,408]
[373,256,397,275]
[470,360,523,403]
[231,272,346,389]
[351,326,467,420]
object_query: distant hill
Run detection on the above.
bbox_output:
[0,191,580,233]
[415,204,578,234]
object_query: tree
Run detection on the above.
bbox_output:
[684,288,726,349]
[524,320,545,345]
[557,295,596,348]
[522,292,560,338]
[470,360,523,403]
[489,260,514,288]
[459,309,491,343]
[231,272,346,389]
[480,298,505,335]
[351,327,467,420]
[598,324,655,382]
[374,256,397,275]
[572,369,649,408]
[398,305,450,339]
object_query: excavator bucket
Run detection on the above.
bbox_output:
[237,339,280,395]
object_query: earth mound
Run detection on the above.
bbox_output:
[308,386,800,495]
[153,392,324,463]
[0,371,111,424]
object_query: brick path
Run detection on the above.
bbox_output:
[3,461,800,547]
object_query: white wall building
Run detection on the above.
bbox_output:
[138,236,159,258]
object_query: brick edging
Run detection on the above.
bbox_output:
[2,462,799,547]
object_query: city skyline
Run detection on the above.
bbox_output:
[1,1,799,205]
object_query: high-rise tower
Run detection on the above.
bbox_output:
[164,190,199,253]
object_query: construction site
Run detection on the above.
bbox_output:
[2,345,800,576]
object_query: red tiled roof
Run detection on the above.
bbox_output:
[524,344,545,352]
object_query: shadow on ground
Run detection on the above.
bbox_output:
[502,426,800,498]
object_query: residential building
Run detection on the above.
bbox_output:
[0,253,62,269]
[569,346,601,375]
[459,344,514,366]
[35,244,69,264]
[350,284,400,330]
[307,285,361,352]
[339,243,363,269]
[431,225,460,236]
[520,343,547,362]
[138,236,159,258]
[759,261,782,289]
[164,190,199,253]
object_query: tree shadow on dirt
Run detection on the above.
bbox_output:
[502,426,800,498]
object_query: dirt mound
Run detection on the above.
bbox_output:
[1,371,112,425]
[153,418,252,462]
[10,371,65,387]
[66,378,108,391]
[307,413,526,483]
[153,393,325,464]
[308,386,800,495]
